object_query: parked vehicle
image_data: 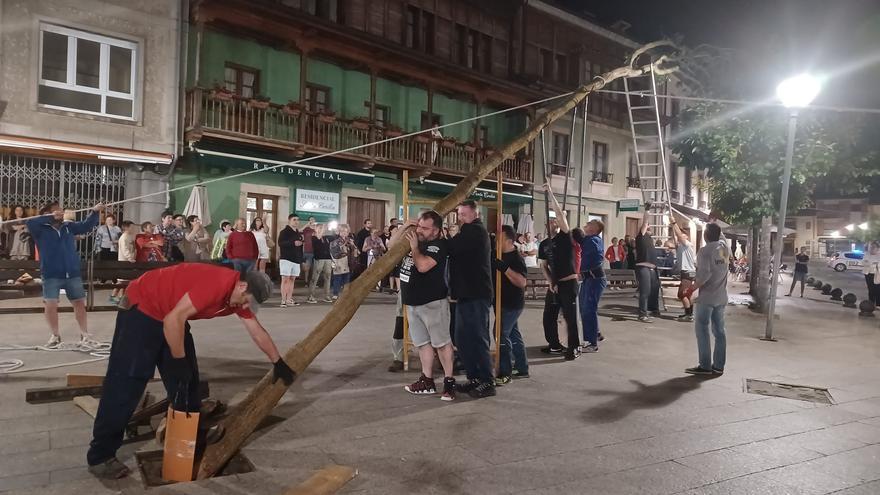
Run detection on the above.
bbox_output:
[827,251,864,272]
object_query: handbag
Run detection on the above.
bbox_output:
[162,384,200,482]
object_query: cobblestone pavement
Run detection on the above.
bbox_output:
[0,279,878,494]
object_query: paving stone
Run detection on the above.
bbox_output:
[0,431,50,455]
[0,445,86,478]
[49,427,94,449]
[0,472,50,492]
[828,480,880,494]
[676,448,778,481]
[799,444,880,484]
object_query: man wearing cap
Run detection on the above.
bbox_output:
[86,263,294,479]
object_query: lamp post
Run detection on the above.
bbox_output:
[764,74,821,341]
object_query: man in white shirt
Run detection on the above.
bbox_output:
[519,231,538,268]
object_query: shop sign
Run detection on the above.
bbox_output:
[296,189,339,214]
[253,162,344,182]
[617,198,640,212]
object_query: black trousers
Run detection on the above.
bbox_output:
[87,306,200,466]
[867,274,880,306]
[542,279,579,349]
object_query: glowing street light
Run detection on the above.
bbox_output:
[845,224,855,231]
[830,230,840,238]
[765,74,821,341]
[776,74,822,108]
[858,222,869,230]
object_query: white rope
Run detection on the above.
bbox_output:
[0,339,111,374]
[0,90,575,227]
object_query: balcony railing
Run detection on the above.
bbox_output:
[670,190,681,202]
[592,171,613,183]
[685,194,695,206]
[627,176,641,188]
[185,88,533,183]
[699,200,708,210]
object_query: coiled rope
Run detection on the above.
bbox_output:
[0,338,111,374]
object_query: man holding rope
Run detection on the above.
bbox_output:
[86,263,294,479]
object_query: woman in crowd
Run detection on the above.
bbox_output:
[135,221,165,262]
[94,214,122,261]
[250,217,273,273]
[330,224,357,300]
[113,220,137,303]
[864,240,880,307]
[183,215,211,261]
[363,227,387,292]
[7,205,32,260]
[307,224,333,303]
[211,220,232,261]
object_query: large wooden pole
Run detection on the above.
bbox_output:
[493,172,503,373]
[196,54,673,479]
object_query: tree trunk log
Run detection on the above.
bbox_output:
[751,216,772,312]
[195,50,674,479]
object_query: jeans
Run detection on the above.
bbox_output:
[789,271,807,295]
[455,299,493,382]
[579,276,607,346]
[635,266,660,316]
[331,272,351,296]
[498,307,528,377]
[308,259,332,299]
[542,279,579,349]
[231,258,255,275]
[694,303,726,371]
[87,307,200,466]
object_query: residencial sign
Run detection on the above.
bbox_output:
[617,199,641,212]
[296,189,339,215]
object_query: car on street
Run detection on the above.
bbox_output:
[827,251,864,272]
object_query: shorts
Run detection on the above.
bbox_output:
[303,253,314,265]
[43,277,86,302]
[279,260,301,277]
[406,298,451,348]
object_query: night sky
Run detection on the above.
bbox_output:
[563,0,880,107]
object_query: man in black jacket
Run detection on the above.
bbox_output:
[354,218,372,276]
[448,200,496,398]
[277,214,304,307]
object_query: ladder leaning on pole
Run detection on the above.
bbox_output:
[622,65,672,231]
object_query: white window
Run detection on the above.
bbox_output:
[38,24,138,120]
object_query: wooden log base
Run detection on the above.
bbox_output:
[283,465,358,495]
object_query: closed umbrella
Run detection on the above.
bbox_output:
[517,214,534,234]
[501,214,515,228]
[182,185,211,226]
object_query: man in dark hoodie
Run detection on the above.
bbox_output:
[448,200,496,398]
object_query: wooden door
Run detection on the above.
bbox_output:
[626,218,640,237]
[347,197,386,232]
[246,193,278,266]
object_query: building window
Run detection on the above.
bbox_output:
[480,34,492,73]
[806,221,812,231]
[554,54,567,83]
[684,170,693,195]
[592,141,608,174]
[38,24,138,120]
[421,112,441,130]
[550,132,571,176]
[540,49,554,80]
[405,6,434,54]
[627,149,640,187]
[305,84,330,113]
[669,163,679,192]
[365,102,390,127]
[224,63,259,98]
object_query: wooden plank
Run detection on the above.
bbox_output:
[26,384,105,404]
[282,465,357,495]
[66,374,105,387]
[73,396,100,418]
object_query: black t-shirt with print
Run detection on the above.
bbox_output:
[635,232,655,264]
[312,236,332,260]
[400,238,448,306]
[500,250,527,310]
[795,253,809,273]
[538,232,574,282]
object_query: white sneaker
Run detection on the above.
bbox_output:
[280,302,287,308]
[45,334,62,349]
[306,297,317,304]
[79,334,100,349]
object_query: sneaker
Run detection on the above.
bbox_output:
[405,374,436,395]
[582,345,598,353]
[108,296,119,304]
[650,311,662,317]
[88,457,130,479]
[540,346,565,355]
[322,297,333,303]
[441,377,456,401]
[306,297,317,304]
[637,315,653,323]
[711,367,724,375]
[45,334,62,349]
[676,314,694,322]
[331,295,339,301]
[280,302,287,308]
[204,424,225,445]
[79,334,101,349]
[598,332,605,342]
[495,375,512,386]
[289,299,301,307]
[512,369,530,379]
[684,366,714,375]
[564,348,580,361]
[387,360,404,372]
[468,380,497,399]
[456,379,480,393]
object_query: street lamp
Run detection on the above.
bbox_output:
[845,224,855,232]
[765,74,822,341]
[858,222,868,230]
[830,230,840,237]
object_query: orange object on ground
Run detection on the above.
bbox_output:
[161,406,200,482]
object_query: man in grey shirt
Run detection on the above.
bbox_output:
[685,223,730,376]
[671,217,698,322]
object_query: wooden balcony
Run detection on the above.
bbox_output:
[184,88,533,183]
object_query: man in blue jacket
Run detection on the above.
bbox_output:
[27,201,104,348]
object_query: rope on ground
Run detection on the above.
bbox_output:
[0,339,111,374]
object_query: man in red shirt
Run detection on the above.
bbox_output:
[86,263,294,479]
[225,218,259,274]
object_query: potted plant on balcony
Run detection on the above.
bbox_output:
[440,136,457,148]
[414,131,431,144]
[384,125,403,137]
[247,94,271,110]
[208,83,233,102]
[352,116,371,130]
[282,100,303,116]
[463,141,476,153]
[318,111,337,124]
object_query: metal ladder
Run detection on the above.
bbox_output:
[623,65,672,231]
